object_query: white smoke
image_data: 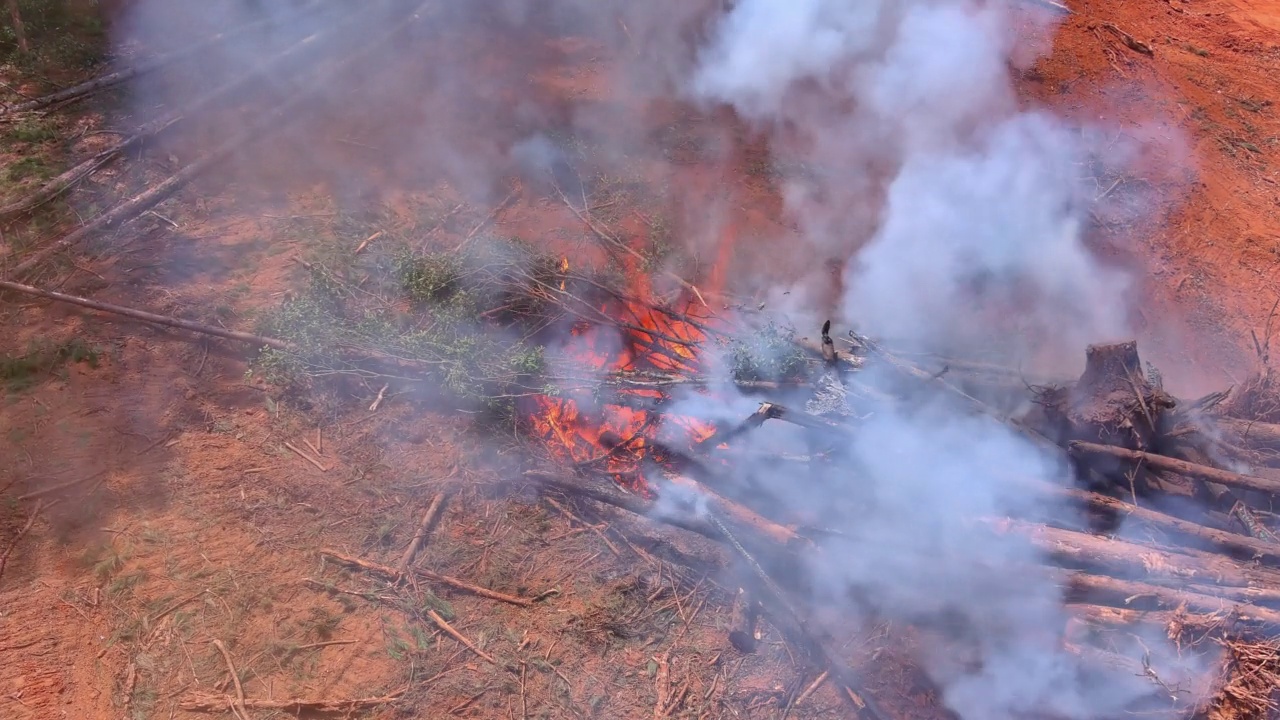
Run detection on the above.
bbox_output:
[680,1,1206,719]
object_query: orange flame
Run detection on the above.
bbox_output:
[525,252,719,494]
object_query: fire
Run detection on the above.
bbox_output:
[524,254,720,494]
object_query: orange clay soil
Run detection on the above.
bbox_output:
[1,2,1280,720]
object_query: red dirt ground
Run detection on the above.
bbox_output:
[2,1,1280,719]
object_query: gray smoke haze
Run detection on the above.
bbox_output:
[108,1,1213,718]
[673,1,1208,719]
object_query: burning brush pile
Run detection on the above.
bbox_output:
[519,296,1280,718]
[253,225,1280,719]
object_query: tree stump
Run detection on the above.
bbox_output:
[1036,341,1177,497]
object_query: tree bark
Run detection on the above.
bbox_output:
[996,519,1280,601]
[1065,573,1280,627]
[1071,441,1280,497]
[1050,484,1280,564]
[7,0,27,54]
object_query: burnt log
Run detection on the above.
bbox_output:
[728,587,762,653]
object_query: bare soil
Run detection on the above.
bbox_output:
[2,2,1280,719]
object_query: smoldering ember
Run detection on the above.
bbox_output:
[3,2,1280,720]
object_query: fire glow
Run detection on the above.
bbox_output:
[524,258,719,495]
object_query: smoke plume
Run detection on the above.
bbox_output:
[107,1,1210,718]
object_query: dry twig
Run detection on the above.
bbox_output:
[210,640,250,720]
[320,548,535,606]
[397,492,448,571]
[180,691,402,713]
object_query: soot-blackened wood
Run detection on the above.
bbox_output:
[1071,441,1280,498]
[1069,341,1173,448]
[728,587,762,653]
[1037,342,1176,495]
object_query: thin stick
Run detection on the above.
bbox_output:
[795,671,830,705]
[0,501,41,585]
[554,186,709,307]
[0,3,323,117]
[5,0,433,279]
[543,496,621,556]
[369,383,388,411]
[0,280,292,349]
[147,589,207,626]
[426,609,496,664]
[283,442,328,472]
[319,549,535,606]
[454,191,517,251]
[1018,0,1072,14]
[354,230,383,254]
[180,691,402,712]
[301,437,323,458]
[210,640,250,720]
[16,469,109,500]
[397,493,447,571]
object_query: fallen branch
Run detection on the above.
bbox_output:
[180,692,402,713]
[0,500,41,586]
[211,640,251,720]
[6,0,435,279]
[426,608,497,665]
[555,186,709,307]
[1071,441,1280,497]
[995,519,1280,601]
[319,548,534,607]
[0,18,341,225]
[0,279,291,349]
[0,149,125,224]
[1101,22,1154,56]
[1067,572,1280,628]
[397,492,448,571]
[0,1,324,116]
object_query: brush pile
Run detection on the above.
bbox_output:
[521,305,1280,720]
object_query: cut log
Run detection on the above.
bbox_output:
[1216,417,1280,451]
[1049,484,1280,564]
[995,519,1280,602]
[1066,572,1280,627]
[1070,441,1280,497]
[659,471,804,549]
[1069,603,1241,633]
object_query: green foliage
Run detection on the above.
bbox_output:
[1,337,102,390]
[721,322,808,382]
[395,250,463,305]
[251,239,552,416]
[1,0,107,70]
[5,118,57,144]
[5,155,53,183]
